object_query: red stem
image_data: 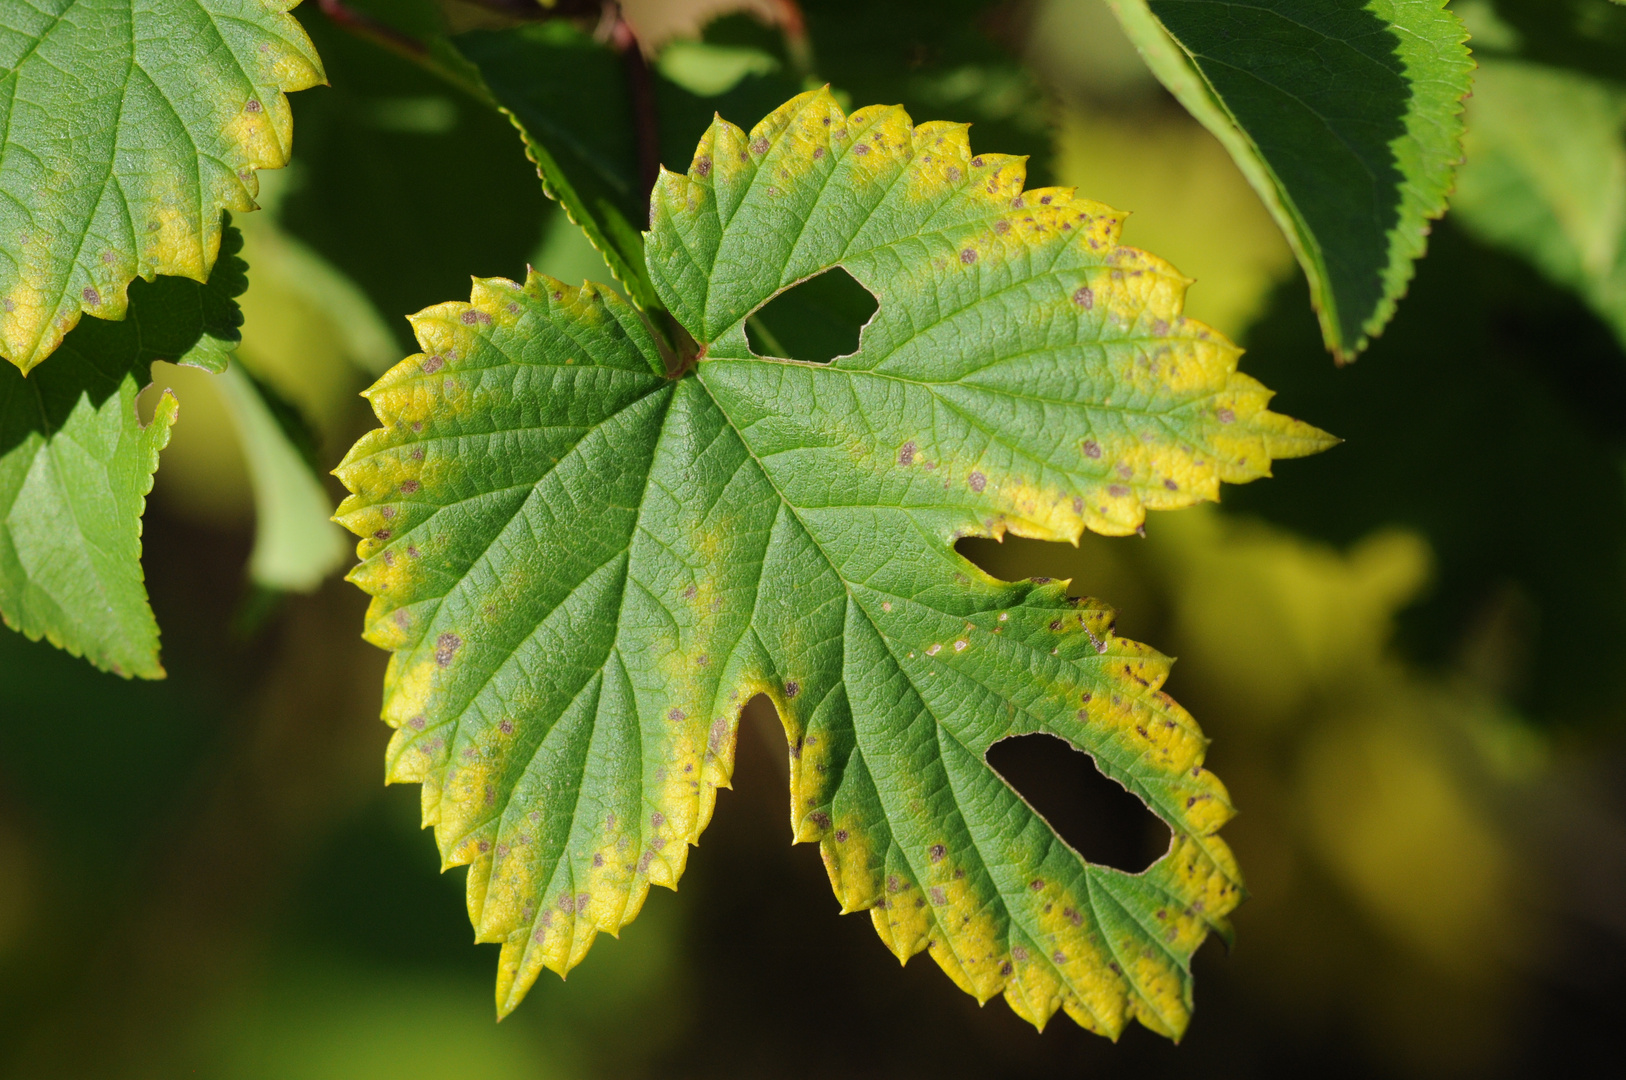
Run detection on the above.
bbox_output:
[315,0,428,61]
[607,4,661,220]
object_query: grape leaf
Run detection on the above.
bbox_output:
[0,220,247,678]
[1104,0,1472,360]
[1452,59,1626,349]
[0,0,323,373]
[335,89,1332,1035]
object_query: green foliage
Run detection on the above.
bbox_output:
[449,17,802,311]
[1452,59,1626,349]
[1106,0,1473,359]
[1227,219,1626,726]
[0,0,323,372]
[1467,0,1626,82]
[336,88,1331,1034]
[217,362,349,593]
[281,5,551,351]
[0,222,247,677]
[4,0,1626,1072]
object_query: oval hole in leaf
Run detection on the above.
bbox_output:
[745,266,877,363]
[986,733,1169,873]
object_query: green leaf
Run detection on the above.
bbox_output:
[1460,0,1626,84]
[1451,59,1626,348]
[449,19,803,315]
[280,5,550,354]
[451,21,658,310]
[0,219,248,677]
[1226,218,1626,727]
[216,362,347,593]
[0,0,323,373]
[1104,0,1473,360]
[335,90,1332,1036]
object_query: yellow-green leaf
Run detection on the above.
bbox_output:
[336,89,1333,1037]
[0,0,323,372]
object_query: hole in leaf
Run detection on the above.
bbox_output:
[745,266,877,363]
[985,733,1170,873]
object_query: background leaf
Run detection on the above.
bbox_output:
[1450,59,1626,350]
[1225,218,1626,726]
[215,362,349,593]
[0,0,323,372]
[281,3,550,352]
[0,221,248,677]
[1105,0,1472,360]
[450,16,803,312]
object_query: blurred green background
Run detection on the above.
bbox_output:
[2,1,1623,1076]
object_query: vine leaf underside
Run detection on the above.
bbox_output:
[336,89,1333,1037]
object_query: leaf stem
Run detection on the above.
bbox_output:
[768,0,816,82]
[605,3,661,222]
[314,0,497,106]
[314,0,427,62]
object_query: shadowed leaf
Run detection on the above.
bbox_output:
[1452,60,1626,349]
[1105,0,1472,360]
[0,221,248,677]
[449,17,802,313]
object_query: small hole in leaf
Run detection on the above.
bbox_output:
[986,733,1169,873]
[745,266,877,363]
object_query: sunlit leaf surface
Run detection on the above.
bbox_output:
[0,0,322,372]
[337,89,1332,1036]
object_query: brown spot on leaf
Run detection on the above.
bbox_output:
[960,248,977,264]
[435,632,461,667]
[1073,286,1094,309]
[695,155,712,177]
[898,441,916,466]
